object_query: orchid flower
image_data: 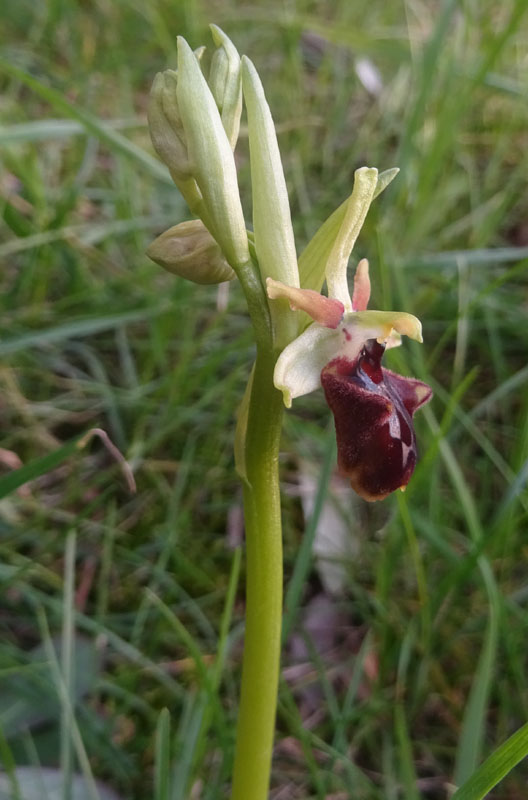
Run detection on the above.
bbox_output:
[147,29,435,800]
[267,167,432,501]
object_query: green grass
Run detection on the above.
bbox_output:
[1,0,528,797]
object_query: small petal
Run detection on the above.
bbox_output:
[266,278,344,328]
[352,258,371,311]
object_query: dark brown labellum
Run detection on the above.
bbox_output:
[321,339,432,501]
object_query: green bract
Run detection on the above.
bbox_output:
[241,56,300,348]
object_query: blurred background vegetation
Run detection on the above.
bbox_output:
[1,0,528,798]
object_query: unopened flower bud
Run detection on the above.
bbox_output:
[146,220,236,285]
[176,36,249,269]
[208,25,243,149]
[147,72,191,182]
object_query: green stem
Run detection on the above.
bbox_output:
[231,346,284,800]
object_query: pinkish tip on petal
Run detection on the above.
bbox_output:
[352,258,371,311]
[266,278,344,328]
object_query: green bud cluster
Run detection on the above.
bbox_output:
[147,27,251,285]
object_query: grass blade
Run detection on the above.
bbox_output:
[451,723,528,800]
[154,708,171,800]
[0,60,171,184]
[0,437,84,500]
[60,531,77,800]
[0,307,167,356]
[36,607,101,800]
[454,599,500,784]
[282,427,336,642]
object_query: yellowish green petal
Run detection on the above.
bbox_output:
[351,310,423,343]
[325,167,378,308]
[298,167,399,296]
